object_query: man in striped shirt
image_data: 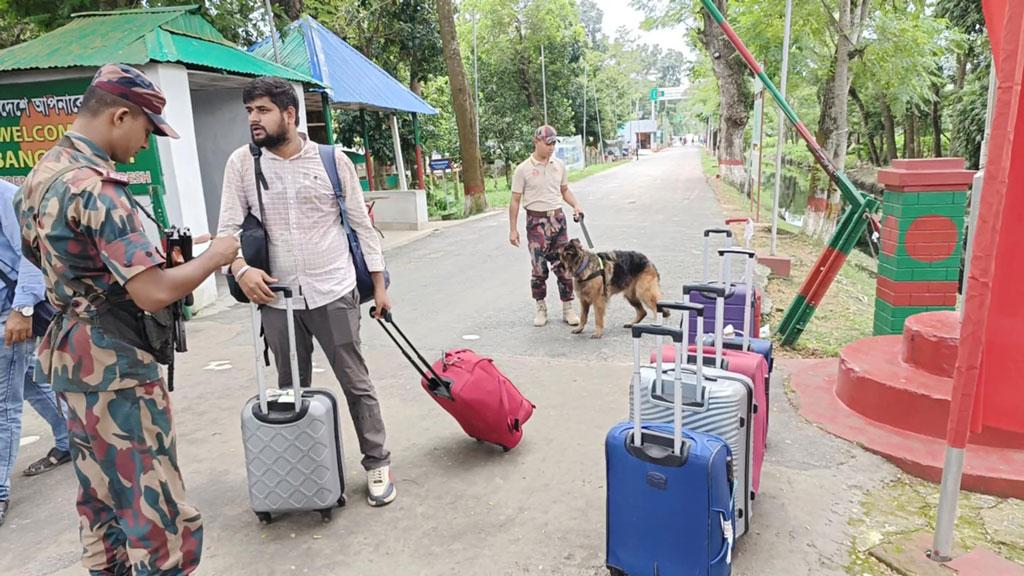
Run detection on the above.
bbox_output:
[218,77,396,507]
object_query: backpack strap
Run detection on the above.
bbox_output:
[318,144,354,237]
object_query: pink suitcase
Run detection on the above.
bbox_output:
[653,290,769,495]
[374,309,535,451]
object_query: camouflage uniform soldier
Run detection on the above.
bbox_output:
[509,125,584,327]
[15,64,239,575]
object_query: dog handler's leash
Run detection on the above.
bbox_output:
[574,213,594,249]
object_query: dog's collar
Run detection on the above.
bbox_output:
[575,253,591,276]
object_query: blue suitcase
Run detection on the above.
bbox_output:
[606,324,735,576]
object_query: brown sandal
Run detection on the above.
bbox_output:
[23,447,71,477]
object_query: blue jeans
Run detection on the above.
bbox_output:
[0,324,69,501]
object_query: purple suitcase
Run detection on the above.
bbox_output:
[686,228,760,342]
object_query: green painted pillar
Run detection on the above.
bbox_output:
[873,158,974,335]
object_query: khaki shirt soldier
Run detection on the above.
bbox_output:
[15,64,238,576]
[508,125,584,327]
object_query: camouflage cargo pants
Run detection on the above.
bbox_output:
[526,208,574,302]
[61,381,203,576]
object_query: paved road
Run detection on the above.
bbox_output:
[3,146,895,576]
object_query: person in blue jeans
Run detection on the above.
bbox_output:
[0,178,70,528]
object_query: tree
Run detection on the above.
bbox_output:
[3,0,269,46]
[802,0,869,239]
[437,0,487,214]
[634,0,751,187]
[271,0,302,21]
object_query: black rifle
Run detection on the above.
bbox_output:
[162,226,194,391]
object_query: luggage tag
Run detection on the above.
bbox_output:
[267,388,298,405]
[722,513,734,564]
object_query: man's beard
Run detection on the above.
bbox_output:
[252,125,288,149]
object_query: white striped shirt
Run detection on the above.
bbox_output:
[217,134,384,310]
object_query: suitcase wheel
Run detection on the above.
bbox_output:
[337,494,347,508]
[502,446,511,453]
[318,508,333,523]
[608,568,626,576]
[256,512,273,524]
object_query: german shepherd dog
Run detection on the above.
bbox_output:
[558,238,668,338]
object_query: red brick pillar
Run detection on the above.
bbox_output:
[873,159,976,335]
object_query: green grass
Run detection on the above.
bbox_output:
[479,159,631,210]
[844,475,1024,575]
[568,159,631,183]
[700,148,875,357]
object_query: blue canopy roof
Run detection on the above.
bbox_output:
[250,16,437,115]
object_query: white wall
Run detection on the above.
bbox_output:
[190,87,249,233]
[142,63,218,309]
[292,81,308,134]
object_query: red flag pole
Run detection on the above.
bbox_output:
[929,0,1022,562]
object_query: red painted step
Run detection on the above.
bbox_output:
[791,359,1024,500]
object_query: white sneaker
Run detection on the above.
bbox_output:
[367,465,397,507]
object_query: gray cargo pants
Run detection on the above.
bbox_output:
[261,288,391,470]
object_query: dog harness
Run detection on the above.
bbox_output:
[575,253,608,293]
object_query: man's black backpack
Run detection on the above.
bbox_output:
[227,143,271,303]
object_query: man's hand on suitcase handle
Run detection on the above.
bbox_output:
[235,264,278,304]
[369,305,393,323]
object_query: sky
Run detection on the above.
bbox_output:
[590,0,691,54]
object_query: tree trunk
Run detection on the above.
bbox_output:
[698,1,750,188]
[954,53,967,91]
[436,0,487,214]
[514,19,541,124]
[880,96,897,164]
[931,83,943,157]
[804,0,862,239]
[271,0,303,22]
[851,87,881,166]
[410,60,422,97]
[804,68,836,238]
[904,106,916,159]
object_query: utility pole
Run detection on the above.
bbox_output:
[594,89,606,162]
[263,0,281,64]
[541,44,548,125]
[583,61,588,165]
[770,0,793,255]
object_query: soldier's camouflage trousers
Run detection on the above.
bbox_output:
[526,208,574,302]
[61,381,203,576]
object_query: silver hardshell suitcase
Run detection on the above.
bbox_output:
[629,299,755,538]
[241,287,346,524]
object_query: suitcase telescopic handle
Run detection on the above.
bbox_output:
[630,324,685,341]
[683,283,730,299]
[702,228,734,282]
[717,248,755,259]
[252,286,302,415]
[370,307,454,400]
[718,249,755,350]
[268,285,293,298]
[683,283,730,367]
[655,300,705,316]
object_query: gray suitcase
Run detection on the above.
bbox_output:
[241,288,346,524]
[628,300,755,538]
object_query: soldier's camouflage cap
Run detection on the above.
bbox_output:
[90,63,180,139]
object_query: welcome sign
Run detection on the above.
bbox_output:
[0,77,163,195]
